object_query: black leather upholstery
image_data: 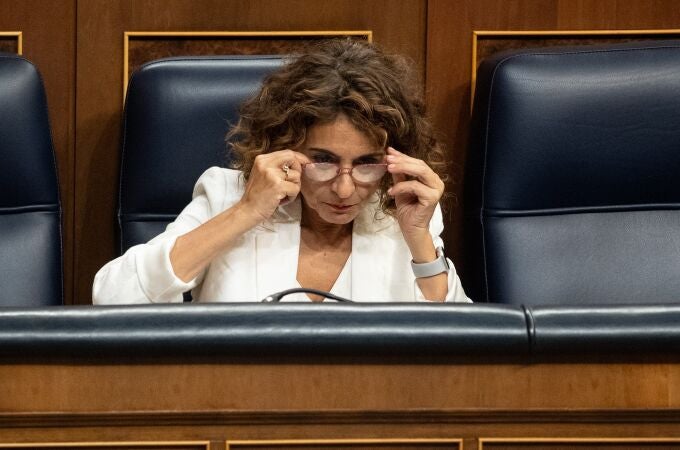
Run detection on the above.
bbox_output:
[0,53,62,306]
[119,56,283,253]
[465,40,680,305]
[0,303,528,358]
[527,304,680,356]
[3,303,679,359]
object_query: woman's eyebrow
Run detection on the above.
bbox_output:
[307,148,385,160]
[307,147,338,156]
[307,147,340,159]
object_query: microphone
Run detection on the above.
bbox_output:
[261,288,353,303]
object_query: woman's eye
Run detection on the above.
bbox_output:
[312,154,335,163]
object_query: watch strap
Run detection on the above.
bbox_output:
[411,246,449,278]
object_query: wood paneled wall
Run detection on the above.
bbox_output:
[2,0,680,303]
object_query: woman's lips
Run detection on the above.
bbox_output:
[326,203,355,211]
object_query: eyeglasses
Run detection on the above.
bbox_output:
[302,163,388,184]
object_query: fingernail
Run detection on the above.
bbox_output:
[387,188,393,195]
[386,155,396,162]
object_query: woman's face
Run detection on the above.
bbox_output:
[299,114,385,226]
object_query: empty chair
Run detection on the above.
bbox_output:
[464,40,680,305]
[119,56,283,253]
[0,53,62,306]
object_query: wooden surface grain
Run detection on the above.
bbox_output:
[1,362,680,447]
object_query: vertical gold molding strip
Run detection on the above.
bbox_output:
[123,31,129,101]
[470,30,478,113]
[122,30,373,102]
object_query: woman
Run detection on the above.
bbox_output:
[93,39,470,304]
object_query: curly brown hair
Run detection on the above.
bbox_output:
[227,38,447,214]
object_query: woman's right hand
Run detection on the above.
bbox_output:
[236,150,310,224]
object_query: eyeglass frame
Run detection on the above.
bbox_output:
[301,162,389,184]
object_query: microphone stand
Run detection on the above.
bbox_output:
[261,288,353,303]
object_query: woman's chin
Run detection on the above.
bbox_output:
[318,208,359,225]
[319,213,356,225]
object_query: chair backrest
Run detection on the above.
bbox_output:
[464,40,680,305]
[0,53,62,306]
[119,56,284,253]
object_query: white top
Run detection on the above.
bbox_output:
[287,255,352,302]
[93,167,471,304]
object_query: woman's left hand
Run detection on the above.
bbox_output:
[386,146,444,241]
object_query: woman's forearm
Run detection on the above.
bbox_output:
[170,203,260,282]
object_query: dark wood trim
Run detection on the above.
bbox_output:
[2,409,680,428]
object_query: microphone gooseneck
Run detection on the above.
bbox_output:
[261,288,353,303]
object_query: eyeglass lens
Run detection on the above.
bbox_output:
[303,163,387,183]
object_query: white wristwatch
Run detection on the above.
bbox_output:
[411,246,449,278]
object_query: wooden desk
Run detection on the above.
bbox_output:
[1,304,679,449]
[2,360,680,449]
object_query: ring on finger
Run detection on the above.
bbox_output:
[281,163,290,180]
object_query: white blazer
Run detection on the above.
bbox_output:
[93,168,470,304]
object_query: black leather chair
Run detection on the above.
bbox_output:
[119,55,283,253]
[0,53,62,306]
[465,40,680,305]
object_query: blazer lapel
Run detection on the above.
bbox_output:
[254,201,301,300]
[351,231,387,301]
[350,198,395,301]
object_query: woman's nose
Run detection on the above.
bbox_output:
[331,172,356,198]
